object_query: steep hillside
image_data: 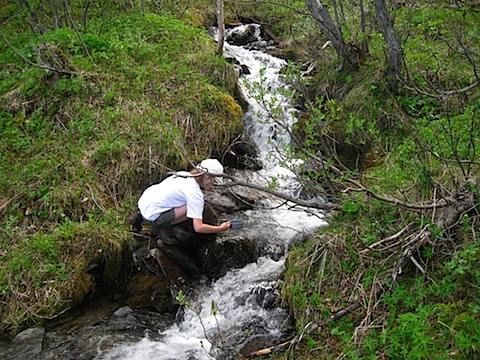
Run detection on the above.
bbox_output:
[0,7,242,336]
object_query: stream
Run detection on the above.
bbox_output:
[97,24,328,360]
[2,24,328,360]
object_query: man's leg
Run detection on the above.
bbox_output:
[151,208,177,236]
[172,205,188,224]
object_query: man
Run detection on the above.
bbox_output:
[129,159,230,235]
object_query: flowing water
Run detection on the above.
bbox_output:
[98,24,328,360]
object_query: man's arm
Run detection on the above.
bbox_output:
[192,218,230,233]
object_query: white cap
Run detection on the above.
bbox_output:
[197,158,224,176]
[197,159,224,184]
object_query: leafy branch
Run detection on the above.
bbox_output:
[175,290,242,358]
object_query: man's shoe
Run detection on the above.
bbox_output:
[128,211,143,232]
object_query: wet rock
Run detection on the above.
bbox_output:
[234,283,279,311]
[251,285,278,309]
[200,235,258,279]
[0,327,45,360]
[225,23,276,52]
[214,135,260,171]
[262,292,276,309]
[112,306,133,318]
[127,244,198,311]
[39,305,175,359]
[126,273,176,313]
[226,24,258,46]
[234,292,250,306]
[205,191,243,214]
[206,170,274,215]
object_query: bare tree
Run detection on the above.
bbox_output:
[306,0,403,88]
[306,0,365,70]
[17,0,47,34]
[373,0,403,91]
[216,0,225,56]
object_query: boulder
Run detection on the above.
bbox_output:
[0,327,45,360]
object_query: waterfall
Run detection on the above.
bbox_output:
[99,24,327,360]
[224,24,302,196]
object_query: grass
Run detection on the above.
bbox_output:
[273,2,480,359]
[0,219,128,334]
[0,8,242,337]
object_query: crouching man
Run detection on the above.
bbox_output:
[129,159,231,235]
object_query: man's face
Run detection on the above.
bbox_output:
[202,175,216,192]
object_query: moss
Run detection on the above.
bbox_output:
[203,84,243,121]
[70,272,93,306]
[126,274,175,312]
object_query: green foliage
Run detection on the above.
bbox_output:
[281,2,480,348]
[283,228,480,359]
[0,218,129,334]
[0,4,244,337]
[380,283,480,359]
[341,200,359,214]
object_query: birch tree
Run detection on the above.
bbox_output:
[305,0,367,70]
[306,0,403,91]
[216,0,225,56]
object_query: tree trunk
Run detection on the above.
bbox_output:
[306,0,362,70]
[82,0,91,31]
[216,0,225,56]
[17,0,46,34]
[373,0,403,91]
[359,0,369,60]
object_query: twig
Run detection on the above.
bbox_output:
[86,184,107,213]
[402,225,430,249]
[149,248,169,280]
[62,0,95,66]
[248,338,299,357]
[0,31,76,75]
[128,231,151,239]
[343,184,452,210]
[360,222,414,254]
[404,79,479,102]
[409,255,426,276]
[307,150,455,211]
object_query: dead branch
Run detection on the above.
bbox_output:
[343,182,453,210]
[221,173,341,211]
[409,255,427,276]
[307,150,458,211]
[390,228,431,290]
[0,32,77,75]
[360,222,415,253]
[249,180,478,358]
[404,80,479,102]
